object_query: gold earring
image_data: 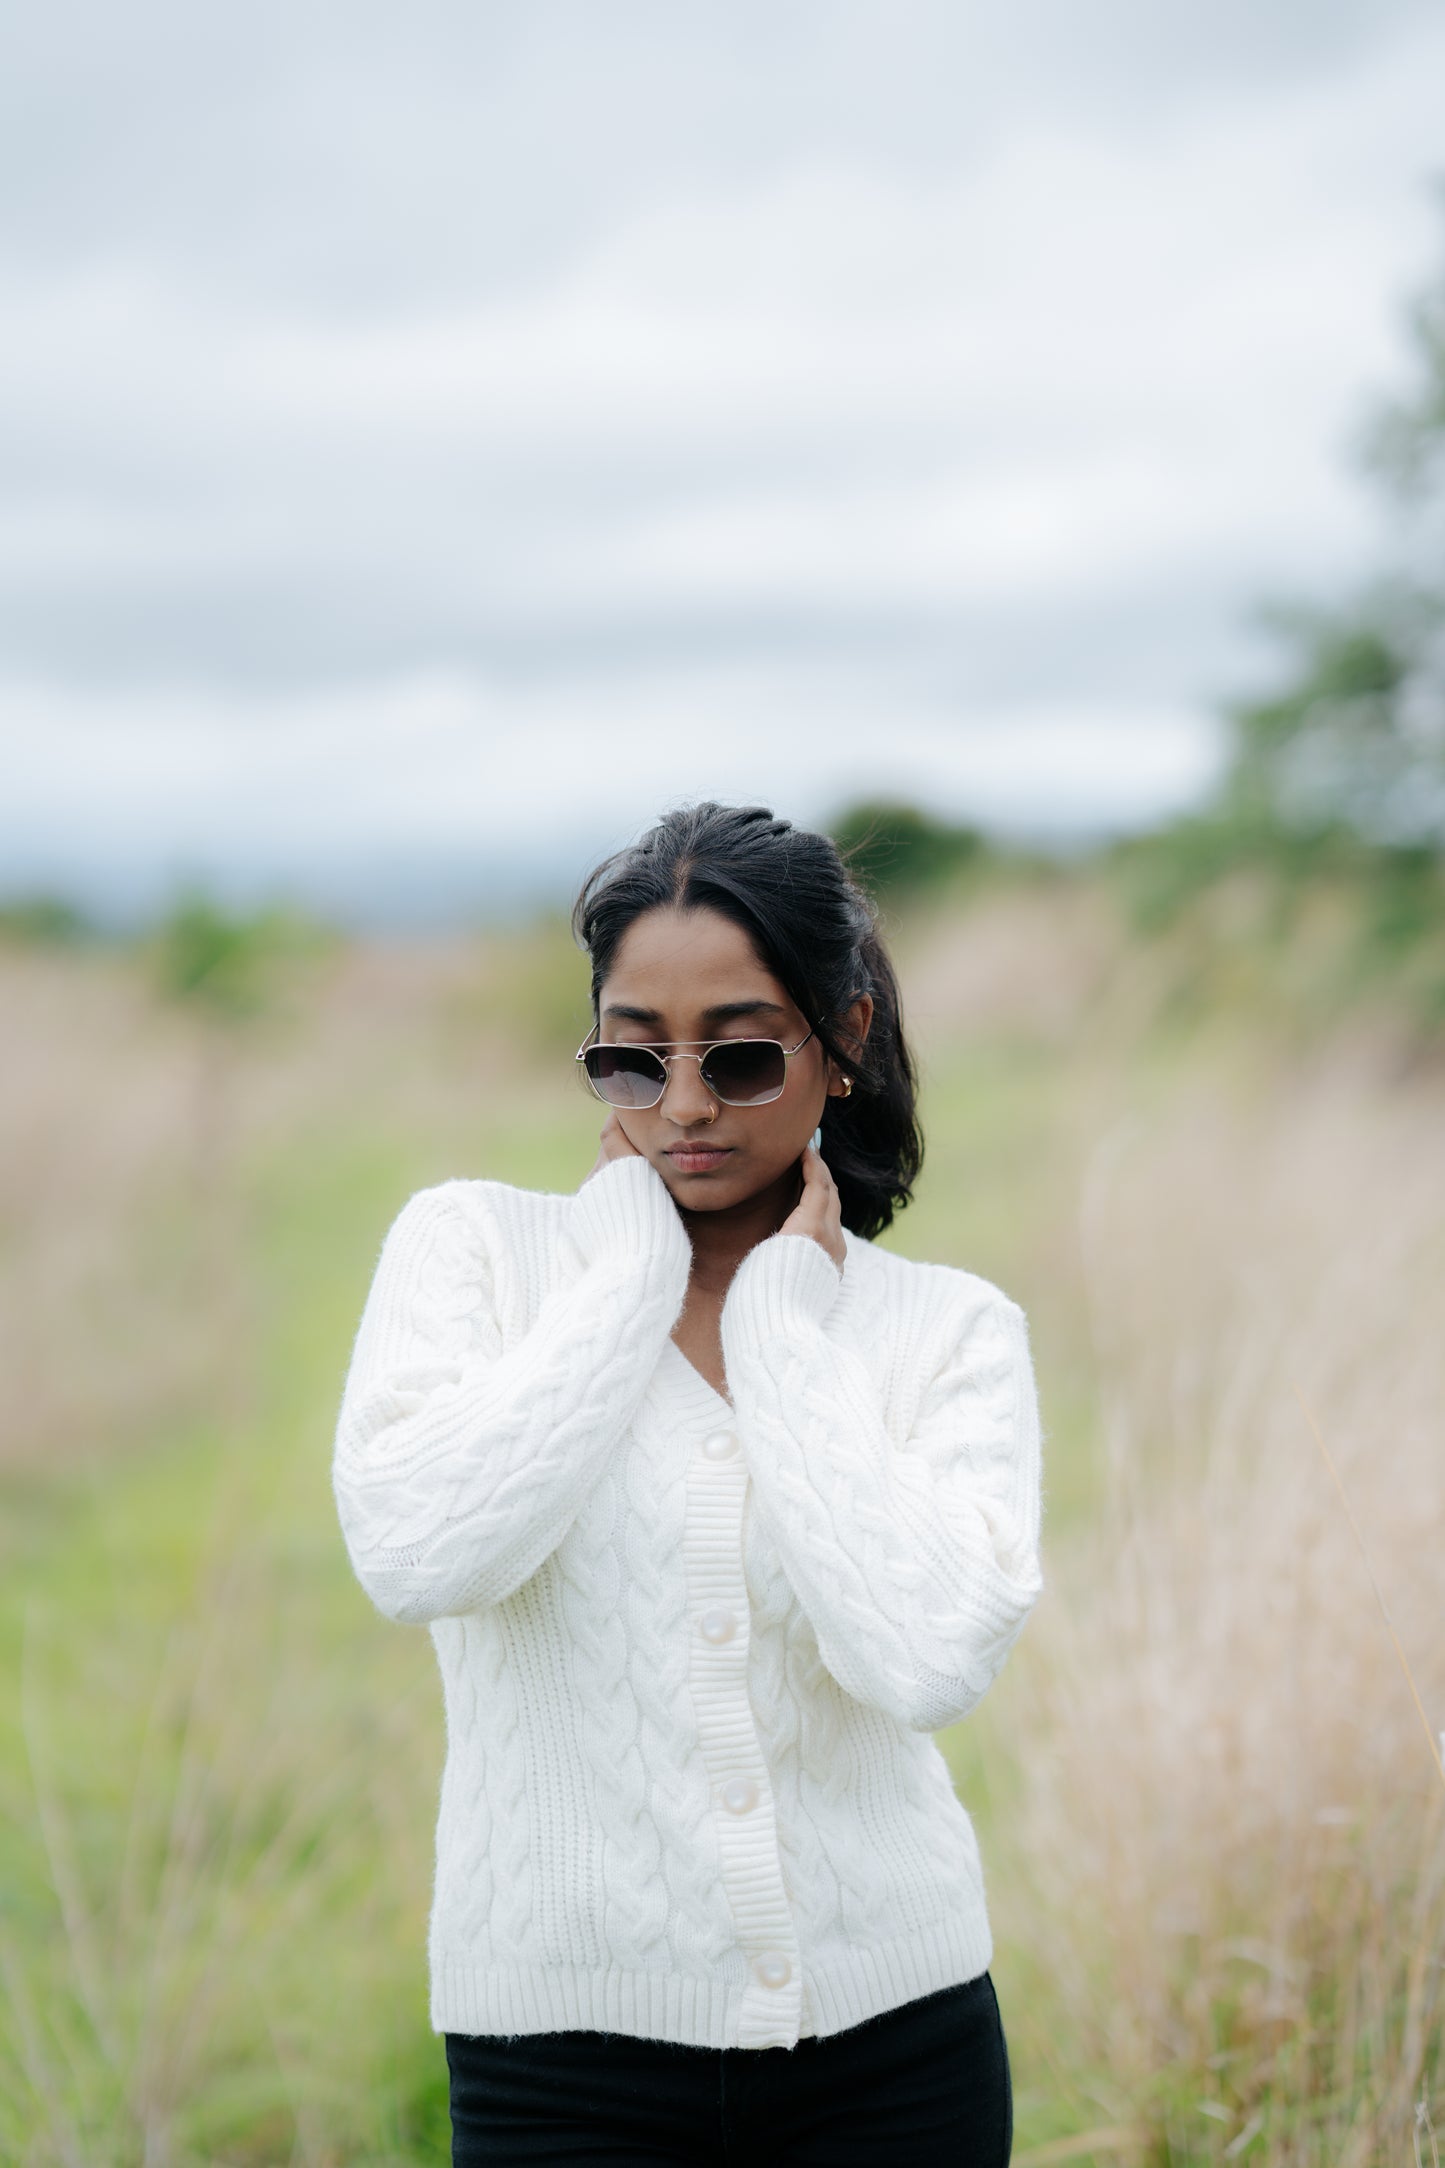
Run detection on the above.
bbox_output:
[840,1075,853,1098]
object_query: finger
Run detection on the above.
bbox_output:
[804,1142,838,1188]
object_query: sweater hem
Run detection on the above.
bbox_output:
[429,1909,994,2050]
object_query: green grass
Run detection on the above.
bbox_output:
[3,1136,433,2162]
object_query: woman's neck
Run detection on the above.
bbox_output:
[676,1162,806,1298]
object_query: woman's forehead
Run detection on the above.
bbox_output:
[599,910,801,1027]
[604,906,780,988]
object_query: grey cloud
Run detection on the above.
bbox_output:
[3,0,1437,303]
[1,0,1441,911]
[0,569,1277,711]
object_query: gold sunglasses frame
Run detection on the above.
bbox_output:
[574,1025,818,1109]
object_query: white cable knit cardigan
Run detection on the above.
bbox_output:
[331,1152,1045,2051]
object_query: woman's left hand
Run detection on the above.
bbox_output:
[778,1142,846,1273]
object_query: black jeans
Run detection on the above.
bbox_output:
[445,1971,1012,2166]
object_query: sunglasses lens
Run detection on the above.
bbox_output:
[699,1040,787,1105]
[585,1045,667,1107]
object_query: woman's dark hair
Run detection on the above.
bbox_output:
[570,801,923,1240]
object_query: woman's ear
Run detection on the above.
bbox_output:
[850,991,874,1049]
[829,992,874,1083]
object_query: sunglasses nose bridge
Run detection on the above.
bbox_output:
[654,1048,718,1116]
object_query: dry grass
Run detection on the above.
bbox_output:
[0,945,231,1468]
[985,1052,1445,2162]
[0,925,586,1472]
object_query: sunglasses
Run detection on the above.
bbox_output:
[575,1026,817,1110]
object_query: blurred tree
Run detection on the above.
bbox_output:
[0,894,96,945]
[1105,184,1445,1028]
[1219,588,1443,853]
[148,885,340,1429]
[154,889,286,1023]
[1216,182,1445,857]
[828,798,990,899]
[151,885,339,1025]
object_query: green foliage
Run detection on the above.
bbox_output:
[1105,807,1375,936]
[1359,173,1445,502]
[1101,811,1445,1041]
[1361,839,1445,960]
[1221,583,1444,853]
[1204,195,1445,866]
[0,894,96,946]
[1104,809,1272,937]
[147,885,341,1026]
[827,797,991,899]
[1100,192,1445,1035]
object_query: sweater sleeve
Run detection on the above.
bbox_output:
[332,1155,693,1626]
[719,1233,1044,1732]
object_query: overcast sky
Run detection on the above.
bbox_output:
[3,0,1443,925]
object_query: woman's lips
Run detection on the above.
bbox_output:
[664,1146,734,1173]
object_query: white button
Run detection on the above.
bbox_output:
[703,1431,738,1460]
[755,1954,792,1989]
[699,1607,737,1643]
[721,1777,758,1814]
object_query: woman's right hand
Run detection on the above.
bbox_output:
[583,1111,645,1186]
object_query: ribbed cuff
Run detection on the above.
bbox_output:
[721,1231,843,1347]
[572,1153,692,1276]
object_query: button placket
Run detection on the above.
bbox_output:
[682,1422,803,2047]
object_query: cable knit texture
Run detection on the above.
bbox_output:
[331,1153,1046,2049]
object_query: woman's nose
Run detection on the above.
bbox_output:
[660,1055,718,1124]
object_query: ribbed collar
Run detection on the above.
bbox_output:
[655,1334,737,1422]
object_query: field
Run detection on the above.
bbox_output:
[2,862,1441,2165]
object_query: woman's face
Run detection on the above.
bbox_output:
[594,904,867,1213]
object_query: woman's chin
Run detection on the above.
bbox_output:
[657,1157,799,1216]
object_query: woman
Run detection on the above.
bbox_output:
[332,801,1045,2166]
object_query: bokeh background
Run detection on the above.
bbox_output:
[3,6,1443,2162]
